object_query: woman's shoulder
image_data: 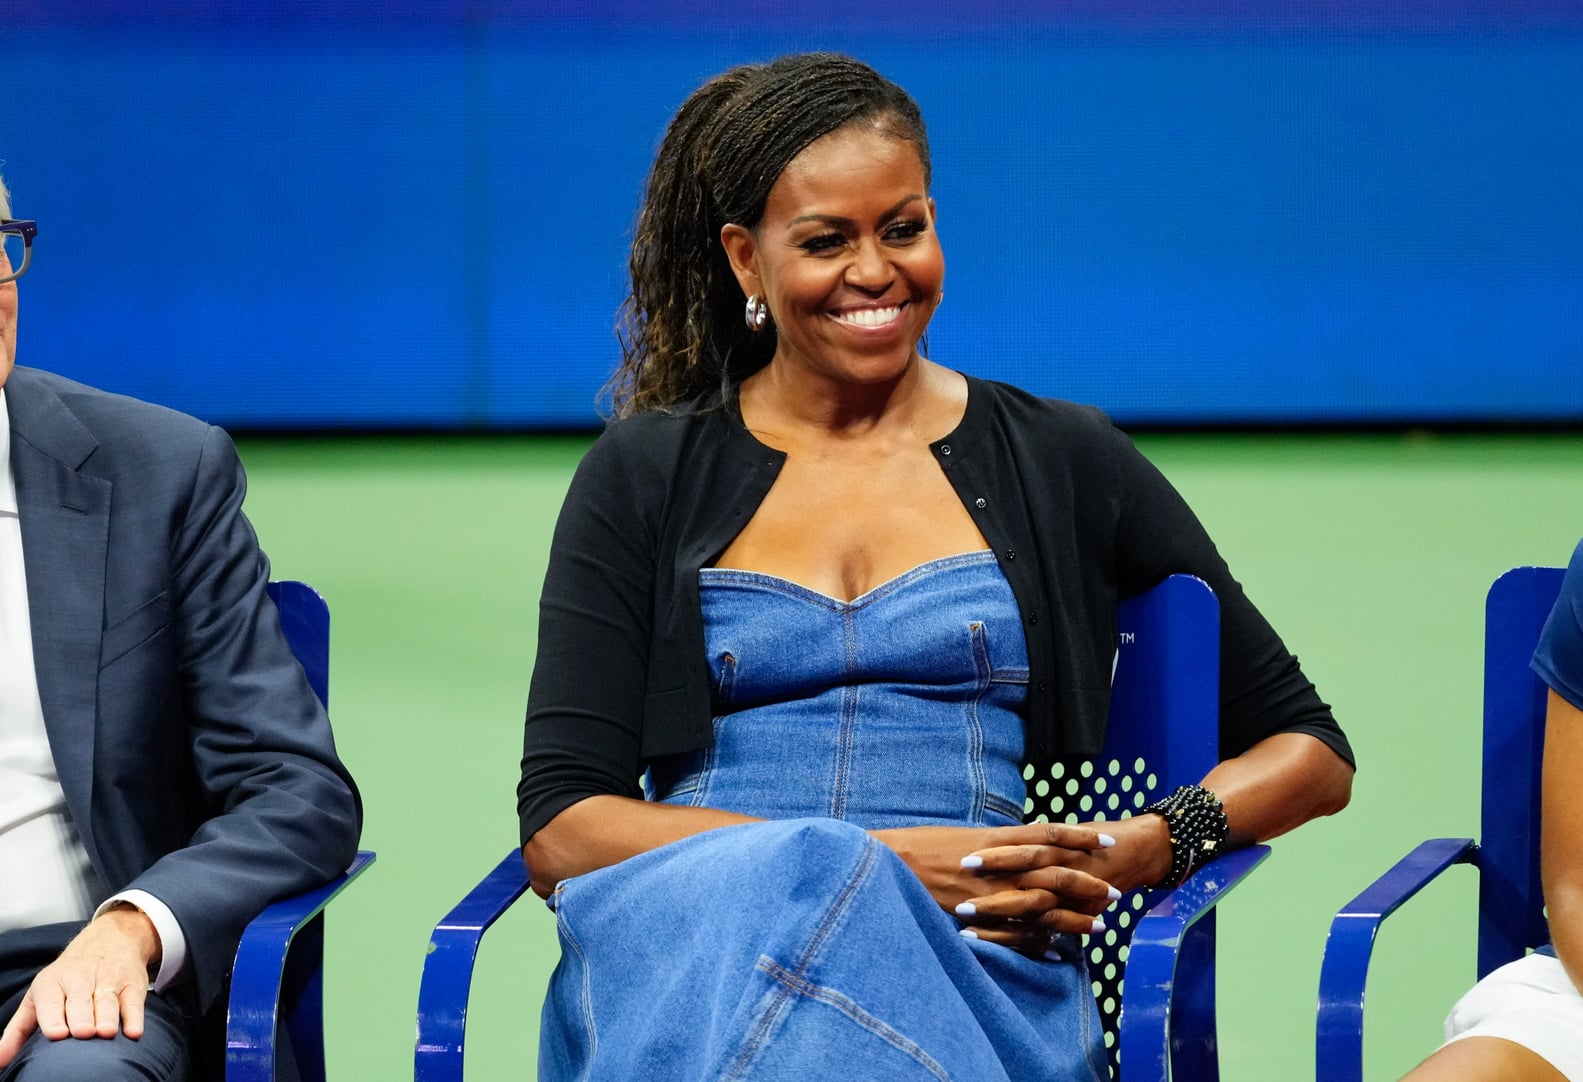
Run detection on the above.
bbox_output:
[599,396,707,433]
[576,396,742,488]
[598,394,733,448]
[961,373,1126,451]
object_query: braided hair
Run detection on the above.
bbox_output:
[608,53,931,416]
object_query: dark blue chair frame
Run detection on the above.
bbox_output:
[1032,574,1270,1081]
[415,574,1268,1081]
[223,580,376,1082]
[1315,566,1563,1082]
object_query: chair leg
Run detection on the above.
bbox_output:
[280,914,327,1082]
[1167,908,1218,1082]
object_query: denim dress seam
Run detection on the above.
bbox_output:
[1080,986,1107,1082]
[693,652,735,807]
[983,792,1026,823]
[830,608,859,821]
[553,892,600,1077]
[691,741,717,808]
[966,621,992,826]
[750,957,955,1081]
[720,837,886,1080]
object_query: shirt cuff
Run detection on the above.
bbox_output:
[93,890,188,993]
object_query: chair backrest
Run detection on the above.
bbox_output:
[268,580,331,707]
[1023,573,1220,1079]
[228,579,334,1082]
[1477,565,1564,976]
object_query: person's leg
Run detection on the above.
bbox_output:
[0,990,190,1082]
[1402,953,1583,1082]
[542,817,988,1081]
[541,817,1103,1082]
[1402,1037,1564,1082]
[0,923,80,1027]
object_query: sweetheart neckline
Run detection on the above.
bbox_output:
[700,549,999,608]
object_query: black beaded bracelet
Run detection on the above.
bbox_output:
[1140,784,1229,891]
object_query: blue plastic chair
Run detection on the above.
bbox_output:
[1315,566,1563,1082]
[223,581,376,1082]
[415,574,1266,1081]
[1034,574,1270,1081]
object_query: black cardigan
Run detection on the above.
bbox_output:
[518,375,1352,842]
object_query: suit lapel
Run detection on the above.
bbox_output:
[6,368,110,868]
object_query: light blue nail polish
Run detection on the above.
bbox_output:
[959,927,979,940]
[1098,833,1117,848]
[960,854,984,869]
[955,901,977,917]
[1090,916,1107,934]
[1107,886,1122,902]
[1043,949,1064,962]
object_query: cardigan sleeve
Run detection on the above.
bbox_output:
[517,425,657,844]
[1109,425,1355,768]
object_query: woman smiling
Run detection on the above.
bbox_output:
[517,53,1354,1081]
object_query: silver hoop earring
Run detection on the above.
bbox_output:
[744,294,769,332]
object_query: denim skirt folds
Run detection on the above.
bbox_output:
[540,552,1109,1081]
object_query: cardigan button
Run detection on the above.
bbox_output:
[1037,680,1047,693]
[1006,549,1016,560]
[939,444,952,455]
[975,498,987,508]
[1027,612,1039,625]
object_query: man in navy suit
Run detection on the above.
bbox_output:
[0,180,360,1080]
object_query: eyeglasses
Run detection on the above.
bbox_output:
[1,219,37,285]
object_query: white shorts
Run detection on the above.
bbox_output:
[1442,952,1583,1080]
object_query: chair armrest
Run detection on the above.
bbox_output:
[1119,844,1271,1080]
[226,849,377,1082]
[1315,837,1476,1082]
[415,849,535,1082]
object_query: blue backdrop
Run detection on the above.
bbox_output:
[7,2,1582,428]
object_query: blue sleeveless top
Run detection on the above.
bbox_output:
[645,550,1030,830]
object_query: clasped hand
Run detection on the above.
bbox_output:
[873,821,1124,956]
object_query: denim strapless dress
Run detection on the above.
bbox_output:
[540,551,1107,1081]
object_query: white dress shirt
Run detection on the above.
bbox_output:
[0,388,186,989]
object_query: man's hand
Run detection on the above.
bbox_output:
[0,906,161,1068]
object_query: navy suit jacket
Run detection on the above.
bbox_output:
[4,365,360,1016]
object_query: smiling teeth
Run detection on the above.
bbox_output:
[835,306,902,327]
